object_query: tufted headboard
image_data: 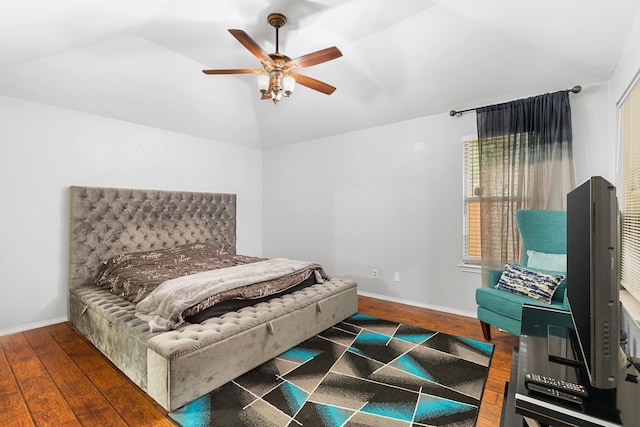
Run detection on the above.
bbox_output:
[69,186,236,290]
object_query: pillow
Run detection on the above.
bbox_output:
[496,264,565,304]
[526,250,567,273]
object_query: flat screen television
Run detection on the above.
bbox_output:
[566,176,626,389]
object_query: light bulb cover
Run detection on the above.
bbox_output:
[257,74,270,92]
[283,76,296,95]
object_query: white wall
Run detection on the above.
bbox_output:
[571,81,616,184]
[0,95,263,335]
[4,12,638,333]
[263,86,611,317]
[263,112,478,315]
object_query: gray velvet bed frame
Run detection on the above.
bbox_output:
[68,186,358,411]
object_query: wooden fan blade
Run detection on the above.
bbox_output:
[228,29,275,66]
[286,47,342,70]
[202,69,261,75]
[291,72,336,95]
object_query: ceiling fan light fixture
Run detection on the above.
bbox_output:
[257,74,270,94]
[283,75,296,96]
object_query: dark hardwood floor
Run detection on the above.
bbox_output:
[0,295,517,426]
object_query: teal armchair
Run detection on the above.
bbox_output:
[475,210,569,340]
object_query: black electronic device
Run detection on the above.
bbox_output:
[525,382,584,405]
[566,176,626,389]
[524,372,588,398]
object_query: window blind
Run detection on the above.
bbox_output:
[463,136,524,264]
[463,138,481,262]
[621,78,640,302]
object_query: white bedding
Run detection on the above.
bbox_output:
[135,258,327,331]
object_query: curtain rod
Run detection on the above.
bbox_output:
[449,85,582,117]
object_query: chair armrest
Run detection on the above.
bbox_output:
[556,283,569,309]
[488,269,503,288]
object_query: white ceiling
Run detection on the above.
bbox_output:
[2,0,639,149]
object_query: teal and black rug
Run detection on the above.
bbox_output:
[168,313,494,427]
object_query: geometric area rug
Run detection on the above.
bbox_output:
[168,313,494,427]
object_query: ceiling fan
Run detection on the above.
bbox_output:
[202,13,342,104]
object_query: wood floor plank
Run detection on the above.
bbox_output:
[87,365,175,427]
[0,341,35,426]
[2,296,516,426]
[45,323,112,377]
[23,328,128,427]
[1,332,80,427]
[46,323,175,427]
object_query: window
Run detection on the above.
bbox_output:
[463,135,526,265]
[463,137,481,263]
[620,77,640,303]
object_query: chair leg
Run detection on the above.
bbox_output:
[480,321,491,341]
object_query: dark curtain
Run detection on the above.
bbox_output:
[477,91,575,279]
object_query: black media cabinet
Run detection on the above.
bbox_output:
[500,305,640,427]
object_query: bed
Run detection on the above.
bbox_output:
[68,186,358,411]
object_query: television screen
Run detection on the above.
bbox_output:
[566,176,623,389]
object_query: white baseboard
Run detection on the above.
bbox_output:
[0,293,482,337]
[357,290,477,319]
[0,316,68,337]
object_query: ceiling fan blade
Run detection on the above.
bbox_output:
[286,47,342,69]
[202,69,261,75]
[228,29,275,66]
[291,72,337,95]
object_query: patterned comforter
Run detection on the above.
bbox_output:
[136,258,328,331]
[93,243,328,331]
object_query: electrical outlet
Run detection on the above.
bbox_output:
[394,272,400,282]
[372,268,378,279]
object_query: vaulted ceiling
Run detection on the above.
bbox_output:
[2,0,639,149]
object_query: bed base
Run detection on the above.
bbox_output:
[70,279,357,411]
